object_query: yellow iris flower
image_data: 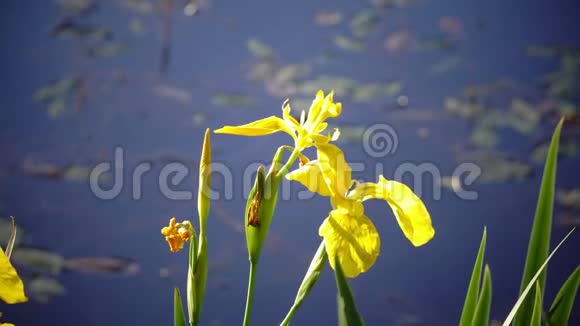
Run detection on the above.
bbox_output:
[214,90,341,151]
[0,246,27,304]
[286,143,435,278]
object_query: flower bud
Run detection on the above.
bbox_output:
[198,128,212,234]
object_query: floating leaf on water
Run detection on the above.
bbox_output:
[416,36,456,52]
[329,125,366,143]
[531,140,578,163]
[556,189,580,209]
[334,35,365,52]
[351,82,402,102]
[128,18,146,35]
[193,112,207,127]
[12,248,65,275]
[371,0,418,8]
[527,45,561,58]
[247,38,274,60]
[62,165,92,182]
[439,16,464,40]
[51,20,111,40]
[384,30,415,53]
[416,127,430,139]
[349,9,380,37]
[470,126,499,149]
[56,0,96,16]
[19,159,92,182]
[444,97,484,119]
[508,99,540,135]
[64,257,140,275]
[211,93,258,108]
[288,98,314,113]
[47,98,67,119]
[272,64,311,86]
[20,159,64,178]
[321,48,338,61]
[28,276,65,303]
[33,77,80,102]
[543,53,580,99]
[87,42,128,58]
[557,213,580,227]
[298,75,358,97]
[0,218,23,247]
[119,0,154,15]
[463,79,514,98]
[315,10,342,27]
[430,56,463,74]
[458,151,532,183]
[439,175,463,193]
[248,62,276,82]
[152,85,192,104]
[183,1,199,16]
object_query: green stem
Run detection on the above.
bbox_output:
[280,306,297,326]
[276,148,301,180]
[243,262,258,326]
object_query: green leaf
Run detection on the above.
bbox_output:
[5,217,17,259]
[281,241,327,325]
[513,118,564,326]
[194,236,208,325]
[503,228,575,326]
[471,265,492,326]
[174,287,187,326]
[459,227,487,326]
[334,258,365,326]
[187,234,198,326]
[547,266,580,325]
[531,282,542,326]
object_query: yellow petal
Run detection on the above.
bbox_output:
[316,143,352,199]
[319,207,380,278]
[320,91,342,119]
[304,90,325,129]
[0,247,27,304]
[214,116,296,139]
[348,176,434,246]
[285,160,331,197]
[282,103,300,129]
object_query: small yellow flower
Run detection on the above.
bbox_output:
[214,90,341,151]
[0,246,27,304]
[161,217,194,253]
[286,143,435,278]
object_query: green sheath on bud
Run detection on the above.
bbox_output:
[245,165,280,264]
[198,128,211,234]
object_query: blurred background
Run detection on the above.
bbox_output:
[1,0,579,325]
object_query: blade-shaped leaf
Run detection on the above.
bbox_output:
[547,266,580,325]
[194,236,208,325]
[472,265,492,326]
[459,227,487,326]
[530,282,542,326]
[503,227,575,326]
[514,118,564,326]
[280,241,327,325]
[187,234,198,325]
[334,257,365,326]
[174,287,187,326]
[5,217,17,259]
